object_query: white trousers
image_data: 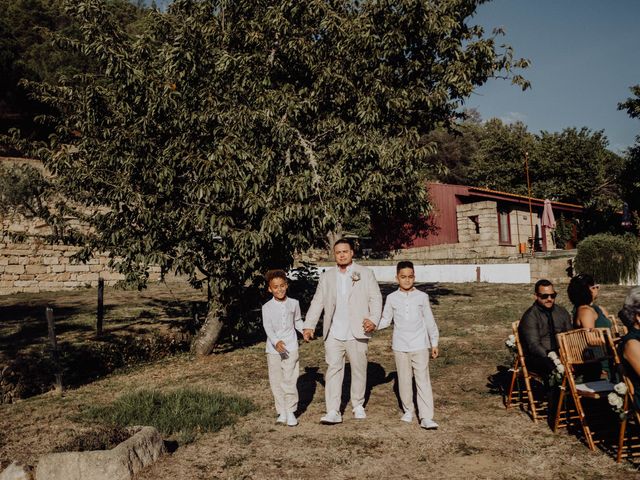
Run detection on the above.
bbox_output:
[267,350,299,415]
[324,336,369,412]
[394,348,434,421]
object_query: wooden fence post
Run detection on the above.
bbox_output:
[45,307,63,393]
[96,278,104,337]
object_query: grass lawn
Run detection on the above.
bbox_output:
[0,281,637,479]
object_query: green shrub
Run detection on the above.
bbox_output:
[82,389,255,440]
[574,233,640,284]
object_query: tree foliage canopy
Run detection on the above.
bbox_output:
[10,0,528,352]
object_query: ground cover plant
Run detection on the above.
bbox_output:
[82,388,255,444]
[0,282,636,479]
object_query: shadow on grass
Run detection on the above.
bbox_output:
[337,362,392,413]
[297,366,323,416]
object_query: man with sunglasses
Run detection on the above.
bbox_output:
[518,279,572,377]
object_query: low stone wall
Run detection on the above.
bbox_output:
[0,240,125,295]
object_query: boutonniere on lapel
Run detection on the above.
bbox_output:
[351,271,361,285]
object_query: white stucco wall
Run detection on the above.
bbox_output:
[314,263,531,284]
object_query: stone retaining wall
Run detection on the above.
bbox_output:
[0,240,125,295]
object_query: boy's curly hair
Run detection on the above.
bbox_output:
[265,269,288,284]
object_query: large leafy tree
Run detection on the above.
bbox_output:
[13,0,528,354]
[464,118,536,193]
[619,84,640,225]
[0,0,146,148]
[465,121,624,221]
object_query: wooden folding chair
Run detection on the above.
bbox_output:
[552,328,619,450]
[609,314,628,339]
[505,321,547,422]
[616,364,640,462]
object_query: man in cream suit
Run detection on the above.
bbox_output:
[303,238,382,424]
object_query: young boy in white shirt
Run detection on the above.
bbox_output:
[262,269,303,427]
[377,261,440,429]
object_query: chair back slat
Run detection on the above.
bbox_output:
[557,328,610,366]
[608,314,628,337]
[512,321,526,363]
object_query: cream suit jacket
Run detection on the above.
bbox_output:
[303,263,382,340]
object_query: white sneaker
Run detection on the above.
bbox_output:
[320,410,342,424]
[400,411,413,423]
[286,412,298,427]
[352,405,366,420]
[276,414,287,424]
[420,419,439,430]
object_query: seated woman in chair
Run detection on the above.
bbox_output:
[567,273,611,329]
[619,287,640,410]
[567,273,612,380]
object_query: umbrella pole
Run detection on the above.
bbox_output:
[525,152,534,256]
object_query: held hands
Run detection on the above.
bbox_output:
[431,347,439,359]
[303,329,315,342]
[362,319,376,334]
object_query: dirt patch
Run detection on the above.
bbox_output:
[0,282,637,478]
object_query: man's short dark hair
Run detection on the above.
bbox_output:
[534,279,553,294]
[397,261,414,272]
[265,269,287,284]
[333,238,354,250]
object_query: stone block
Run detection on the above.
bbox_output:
[25,265,48,275]
[4,265,25,275]
[77,273,100,282]
[14,280,37,287]
[0,258,8,266]
[42,257,60,265]
[51,265,66,273]
[66,265,90,273]
[35,426,165,480]
[18,275,35,281]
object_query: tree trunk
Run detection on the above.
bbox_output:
[191,298,225,356]
[326,225,343,260]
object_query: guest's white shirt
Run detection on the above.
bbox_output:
[378,288,439,352]
[262,297,303,354]
[329,264,356,341]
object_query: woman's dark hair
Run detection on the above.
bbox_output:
[567,273,595,308]
[619,287,640,329]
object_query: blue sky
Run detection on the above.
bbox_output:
[466,0,640,153]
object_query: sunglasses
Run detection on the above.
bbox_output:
[537,293,558,300]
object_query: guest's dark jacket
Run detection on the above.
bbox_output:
[519,302,572,358]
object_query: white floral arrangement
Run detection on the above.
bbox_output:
[547,351,565,386]
[505,334,517,353]
[351,272,361,283]
[608,382,628,419]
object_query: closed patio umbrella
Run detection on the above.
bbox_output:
[542,199,556,229]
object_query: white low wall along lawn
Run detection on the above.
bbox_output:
[316,263,532,284]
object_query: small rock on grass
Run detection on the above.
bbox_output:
[0,462,33,480]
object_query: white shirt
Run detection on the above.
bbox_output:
[262,297,303,354]
[378,289,439,352]
[329,264,355,341]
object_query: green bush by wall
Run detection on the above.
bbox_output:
[574,233,640,284]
